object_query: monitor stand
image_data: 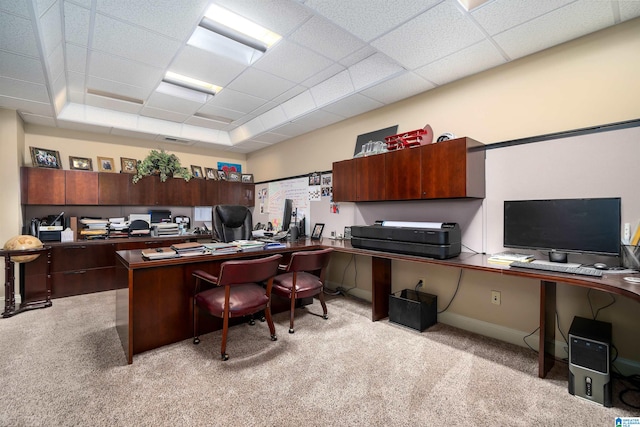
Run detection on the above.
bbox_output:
[549,251,568,263]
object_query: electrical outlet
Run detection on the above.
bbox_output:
[624,223,631,242]
[491,290,501,305]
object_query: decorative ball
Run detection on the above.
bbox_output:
[3,235,44,263]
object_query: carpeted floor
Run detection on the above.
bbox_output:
[0,290,638,426]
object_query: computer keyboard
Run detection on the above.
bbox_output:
[509,261,603,277]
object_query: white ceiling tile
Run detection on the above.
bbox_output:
[302,63,344,88]
[110,127,158,140]
[272,122,310,138]
[289,16,366,61]
[96,0,208,40]
[86,75,151,102]
[68,89,84,103]
[92,13,181,68]
[0,76,50,103]
[493,1,615,60]
[258,105,287,130]
[145,90,202,116]
[184,115,230,130]
[0,13,40,56]
[248,101,276,117]
[196,103,244,121]
[67,0,92,9]
[372,1,485,70]
[415,40,506,86]
[290,109,344,130]
[208,88,266,114]
[0,51,46,83]
[304,0,440,42]
[47,41,65,81]
[361,72,434,104]
[620,1,640,22]
[170,46,246,87]
[19,112,56,126]
[65,43,86,73]
[39,1,63,56]
[0,1,31,17]
[310,70,354,107]
[227,68,296,102]
[88,51,163,89]
[212,0,311,36]
[251,132,289,144]
[58,119,111,133]
[0,95,53,116]
[140,106,189,123]
[253,39,334,83]
[472,0,574,36]
[182,124,228,144]
[320,93,384,118]
[35,0,57,17]
[137,115,182,137]
[348,53,405,90]
[281,90,316,120]
[271,85,307,105]
[67,71,85,92]
[64,1,90,46]
[51,72,67,112]
[231,140,272,152]
[339,45,377,67]
[85,92,143,114]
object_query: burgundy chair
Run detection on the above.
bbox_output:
[272,248,333,333]
[192,254,282,361]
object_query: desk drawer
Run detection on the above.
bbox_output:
[52,244,115,272]
[52,266,118,298]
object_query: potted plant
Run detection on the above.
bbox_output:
[132,149,192,183]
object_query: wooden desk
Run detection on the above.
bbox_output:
[116,238,640,375]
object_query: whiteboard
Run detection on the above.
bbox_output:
[267,177,309,229]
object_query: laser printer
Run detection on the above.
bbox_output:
[350,221,461,259]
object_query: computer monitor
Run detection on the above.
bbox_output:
[281,199,293,232]
[503,197,621,263]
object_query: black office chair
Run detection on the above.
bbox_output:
[212,205,252,242]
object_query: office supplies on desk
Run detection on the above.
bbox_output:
[141,247,178,260]
[488,252,534,264]
[509,261,603,277]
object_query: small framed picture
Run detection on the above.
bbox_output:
[205,167,217,180]
[311,223,325,240]
[191,165,204,178]
[227,171,241,182]
[69,156,93,171]
[217,170,227,181]
[97,156,115,172]
[120,157,137,174]
[241,173,254,183]
[30,147,62,169]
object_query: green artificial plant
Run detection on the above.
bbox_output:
[132,149,192,183]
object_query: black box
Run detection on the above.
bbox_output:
[389,289,437,332]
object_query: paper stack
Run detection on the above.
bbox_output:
[203,242,240,254]
[79,218,109,239]
[170,242,205,257]
[488,251,534,265]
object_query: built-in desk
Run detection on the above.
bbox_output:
[115,239,640,377]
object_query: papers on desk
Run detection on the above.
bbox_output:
[203,242,240,254]
[488,252,534,265]
[233,240,267,252]
[141,247,178,260]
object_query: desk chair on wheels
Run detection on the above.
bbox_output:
[272,248,333,334]
[192,254,283,361]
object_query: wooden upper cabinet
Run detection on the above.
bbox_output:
[65,170,98,205]
[128,175,156,206]
[21,167,66,205]
[99,173,131,205]
[420,137,485,199]
[241,183,255,207]
[332,159,357,202]
[355,154,385,201]
[385,148,421,200]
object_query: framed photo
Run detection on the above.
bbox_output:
[69,156,93,171]
[30,147,61,169]
[217,170,227,181]
[241,173,254,183]
[217,162,242,173]
[227,171,241,182]
[205,167,217,180]
[311,223,325,240]
[97,156,115,172]
[120,157,137,174]
[191,165,204,179]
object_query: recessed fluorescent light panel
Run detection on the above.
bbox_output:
[456,0,490,11]
[158,72,222,103]
[188,4,282,65]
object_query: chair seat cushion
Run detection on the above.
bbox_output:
[273,272,322,299]
[195,283,269,318]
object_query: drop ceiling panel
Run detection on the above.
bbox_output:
[321,93,384,118]
[348,53,405,90]
[85,92,143,114]
[88,51,163,89]
[493,1,615,60]
[0,95,54,116]
[140,106,189,124]
[213,0,311,36]
[208,88,266,114]
[169,46,246,87]
[290,109,343,131]
[67,71,85,92]
[310,70,354,108]
[472,0,574,36]
[39,3,63,56]
[197,103,245,121]
[184,115,231,130]
[620,2,640,21]
[0,77,50,103]
[226,68,296,102]
[19,112,56,127]
[63,2,90,46]
[145,90,202,116]
[251,132,289,144]
[361,72,434,105]
[272,122,311,138]
[289,16,366,62]
[302,63,345,88]
[91,13,181,68]
[35,0,57,18]
[0,1,31,17]
[110,127,158,140]
[339,46,377,68]
[0,12,40,56]
[65,43,87,73]
[372,1,485,70]
[86,75,151,102]
[253,39,335,83]
[0,51,46,83]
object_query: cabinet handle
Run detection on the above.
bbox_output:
[64,270,87,275]
[64,245,87,250]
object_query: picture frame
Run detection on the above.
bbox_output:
[311,223,325,240]
[97,156,115,172]
[205,167,217,180]
[217,170,227,181]
[241,173,254,183]
[30,146,62,169]
[120,157,137,174]
[69,156,93,171]
[227,171,241,182]
[191,165,204,179]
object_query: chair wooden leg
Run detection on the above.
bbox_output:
[193,299,200,344]
[221,314,229,361]
[265,305,277,341]
[289,291,296,333]
[319,288,328,320]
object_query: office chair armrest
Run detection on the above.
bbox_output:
[278,263,289,271]
[192,270,219,285]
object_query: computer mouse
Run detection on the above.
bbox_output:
[593,263,608,270]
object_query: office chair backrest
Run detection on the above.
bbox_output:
[212,205,252,242]
[217,254,283,287]
[287,248,333,277]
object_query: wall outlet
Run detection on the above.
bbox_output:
[491,290,501,305]
[624,223,631,242]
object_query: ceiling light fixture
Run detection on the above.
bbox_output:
[163,71,221,95]
[456,0,490,11]
[188,4,281,65]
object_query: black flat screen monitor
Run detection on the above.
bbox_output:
[282,199,293,232]
[503,197,621,263]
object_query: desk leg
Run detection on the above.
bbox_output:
[539,280,556,378]
[371,257,391,321]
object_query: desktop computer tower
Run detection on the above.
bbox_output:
[568,316,612,407]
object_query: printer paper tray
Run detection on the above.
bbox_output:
[351,237,460,260]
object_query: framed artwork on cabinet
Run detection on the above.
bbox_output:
[217,170,227,180]
[97,156,115,172]
[205,167,217,180]
[191,165,204,178]
[227,171,241,182]
[69,156,93,171]
[241,173,253,183]
[120,157,137,174]
[30,146,62,169]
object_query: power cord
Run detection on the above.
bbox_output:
[523,326,540,353]
[587,288,616,320]
[612,361,640,410]
[328,253,358,296]
[437,269,463,314]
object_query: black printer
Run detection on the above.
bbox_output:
[350,221,461,259]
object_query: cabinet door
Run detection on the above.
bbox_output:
[241,183,255,207]
[99,173,130,205]
[355,155,385,201]
[385,148,421,200]
[201,179,219,206]
[21,167,66,205]
[65,170,98,205]
[332,159,357,202]
[421,138,467,199]
[129,175,157,205]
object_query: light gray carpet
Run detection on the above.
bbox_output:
[1,291,638,426]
